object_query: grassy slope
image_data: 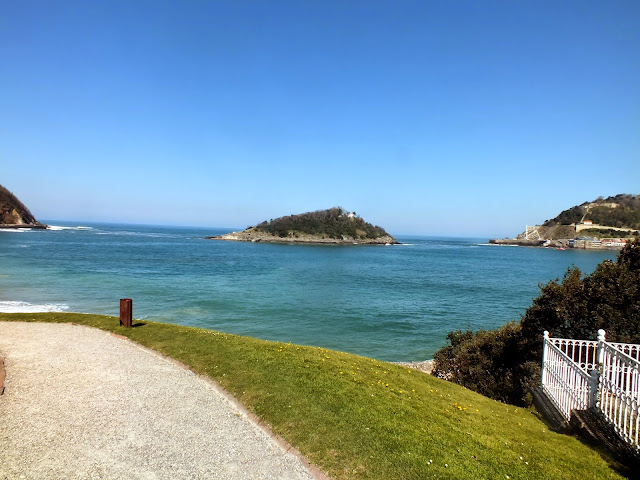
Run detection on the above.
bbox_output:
[0,313,626,480]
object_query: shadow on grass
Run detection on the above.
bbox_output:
[574,434,638,480]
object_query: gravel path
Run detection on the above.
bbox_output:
[0,322,317,480]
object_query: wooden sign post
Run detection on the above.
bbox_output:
[120,298,133,327]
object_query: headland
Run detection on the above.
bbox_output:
[0,184,48,229]
[490,194,639,250]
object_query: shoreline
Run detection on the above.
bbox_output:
[207,228,400,245]
[489,238,629,250]
[0,223,48,230]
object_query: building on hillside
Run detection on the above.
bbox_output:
[573,237,601,249]
[601,238,627,248]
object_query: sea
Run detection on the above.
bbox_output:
[0,221,617,362]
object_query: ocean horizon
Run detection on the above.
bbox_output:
[0,220,617,362]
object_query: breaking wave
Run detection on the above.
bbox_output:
[0,301,70,313]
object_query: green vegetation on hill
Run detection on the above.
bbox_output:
[544,205,585,226]
[434,238,640,407]
[254,207,391,240]
[544,194,640,230]
[0,184,38,225]
[0,312,627,479]
[580,228,638,240]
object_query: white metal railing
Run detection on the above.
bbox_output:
[599,341,640,448]
[542,333,595,419]
[548,336,599,372]
[607,342,640,363]
[542,329,640,451]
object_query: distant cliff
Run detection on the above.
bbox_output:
[543,194,640,231]
[0,185,46,228]
[490,194,639,248]
[209,207,399,245]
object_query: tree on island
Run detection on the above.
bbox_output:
[433,237,640,406]
[253,207,391,240]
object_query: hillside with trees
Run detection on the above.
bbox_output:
[433,238,640,406]
[255,207,391,240]
[544,194,640,230]
[210,207,398,244]
[0,184,45,227]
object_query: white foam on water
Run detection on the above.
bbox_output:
[48,225,93,231]
[95,230,175,238]
[0,300,70,313]
[0,228,29,233]
[478,243,519,247]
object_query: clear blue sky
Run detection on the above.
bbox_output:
[2,1,638,237]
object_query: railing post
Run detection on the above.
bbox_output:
[588,369,599,408]
[589,329,607,409]
[597,329,606,365]
[542,331,550,387]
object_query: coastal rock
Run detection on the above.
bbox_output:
[0,184,47,229]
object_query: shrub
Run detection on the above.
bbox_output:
[433,237,640,406]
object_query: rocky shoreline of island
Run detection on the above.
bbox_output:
[207,226,399,245]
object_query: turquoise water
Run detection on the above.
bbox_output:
[0,222,617,361]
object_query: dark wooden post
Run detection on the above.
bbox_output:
[120,298,133,327]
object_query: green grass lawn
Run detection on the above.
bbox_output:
[0,313,629,479]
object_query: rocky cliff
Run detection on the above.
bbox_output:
[0,184,46,228]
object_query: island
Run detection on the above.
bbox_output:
[0,184,47,229]
[208,207,400,245]
[490,194,639,249]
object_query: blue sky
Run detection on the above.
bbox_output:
[2,1,638,237]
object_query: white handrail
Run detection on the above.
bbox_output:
[542,330,640,451]
[599,342,640,449]
[542,333,594,420]
[548,337,599,372]
[607,342,640,363]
